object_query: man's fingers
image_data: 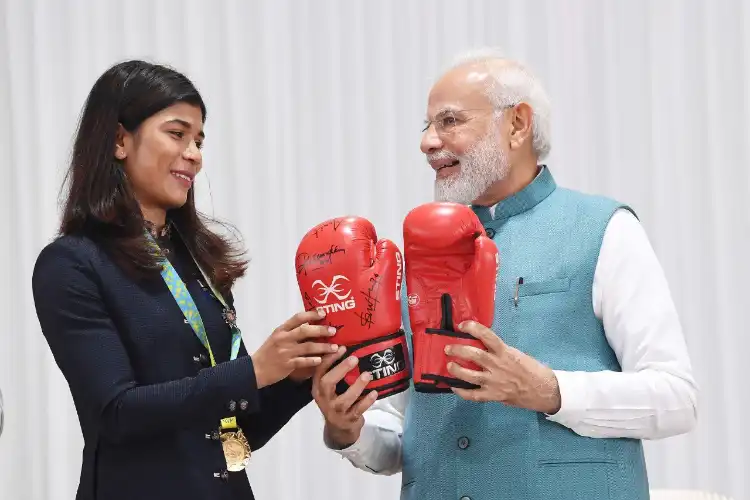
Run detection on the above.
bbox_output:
[319,354,359,393]
[314,347,347,381]
[278,309,326,332]
[446,361,487,386]
[445,344,492,368]
[333,371,372,413]
[456,321,505,351]
[349,390,378,419]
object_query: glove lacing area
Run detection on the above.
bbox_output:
[332,330,411,400]
[418,293,481,392]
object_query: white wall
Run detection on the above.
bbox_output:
[0,0,747,499]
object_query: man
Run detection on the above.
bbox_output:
[311,48,698,500]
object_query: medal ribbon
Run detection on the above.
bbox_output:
[147,231,242,431]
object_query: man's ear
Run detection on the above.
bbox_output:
[507,103,534,152]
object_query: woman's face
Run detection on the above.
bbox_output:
[115,102,204,220]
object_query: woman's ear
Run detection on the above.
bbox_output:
[114,123,128,160]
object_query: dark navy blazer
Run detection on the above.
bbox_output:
[32,232,313,500]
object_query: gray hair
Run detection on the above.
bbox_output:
[443,48,552,161]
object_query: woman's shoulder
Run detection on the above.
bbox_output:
[36,234,100,262]
[33,234,108,280]
[31,235,107,307]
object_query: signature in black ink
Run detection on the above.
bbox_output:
[311,218,344,239]
[303,291,316,311]
[356,273,381,328]
[296,245,346,275]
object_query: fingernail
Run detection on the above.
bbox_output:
[361,372,372,382]
[318,310,326,317]
[337,346,346,354]
[312,357,322,364]
[348,356,358,366]
[444,346,452,355]
[330,344,339,352]
[327,327,337,335]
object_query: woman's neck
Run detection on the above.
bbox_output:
[141,206,167,232]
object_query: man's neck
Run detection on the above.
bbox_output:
[473,161,540,207]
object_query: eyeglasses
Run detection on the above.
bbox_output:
[422,105,514,135]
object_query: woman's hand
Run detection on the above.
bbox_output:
[251,310,338,389]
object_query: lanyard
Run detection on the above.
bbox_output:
[146,230,242,367]
[147,228,250,464]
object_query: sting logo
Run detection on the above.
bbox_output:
[312,275,356,314]
[359,344,407,380]
[407,293,419,307]
[394,252,403,300]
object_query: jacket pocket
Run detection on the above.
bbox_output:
[517,277,571,297]
[536,459,614,500]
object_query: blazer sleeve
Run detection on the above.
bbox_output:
[238,367,314,451]
[32,241,262,444]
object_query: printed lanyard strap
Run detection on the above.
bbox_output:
[146,231,242,367]
[147,229,244,434]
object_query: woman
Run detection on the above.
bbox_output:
[31,60,338,500]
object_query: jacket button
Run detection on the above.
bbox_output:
[205,430,220,441]
[457,436,470,449]
[214,470,229,481]
[239,399,249,411]
[460,496,471,500]
[484,227,496,238]
[227,400,237,412]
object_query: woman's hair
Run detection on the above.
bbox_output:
[59,59,247,296]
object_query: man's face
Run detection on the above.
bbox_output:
[421,65,511,205]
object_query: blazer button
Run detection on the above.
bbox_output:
[239,399,249,411]
[214,470,229,481]
[227,400,237,412]
[457,436,470,449]
[484,227,496,239]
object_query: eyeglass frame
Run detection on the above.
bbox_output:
[422,104,517,135]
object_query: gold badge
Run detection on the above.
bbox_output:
[221,429,251,472]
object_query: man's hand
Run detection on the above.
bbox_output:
[445,321,562,414]
[312,347,378,449]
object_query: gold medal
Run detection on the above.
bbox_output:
[221,429,251,472]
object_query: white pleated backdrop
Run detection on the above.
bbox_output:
[0,1,748,499]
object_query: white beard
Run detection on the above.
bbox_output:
[431,127,510,205]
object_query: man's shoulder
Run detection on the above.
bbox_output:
[552,187,636,220]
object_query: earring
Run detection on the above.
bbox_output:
[116,150,125,159]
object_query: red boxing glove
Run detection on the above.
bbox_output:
[403,202,499,393]
[295,217,410,399]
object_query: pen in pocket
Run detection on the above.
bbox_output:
[514,277,524,307]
